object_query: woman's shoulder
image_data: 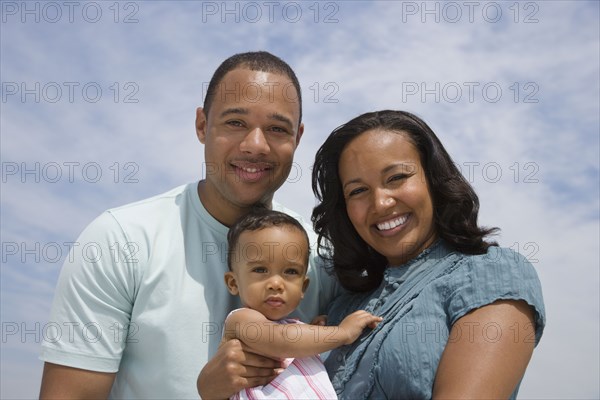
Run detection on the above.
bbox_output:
[444,246,546,342]
[446,245,544,300]
[458,246,539,279]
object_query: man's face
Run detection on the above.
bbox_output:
[196,69,304,224]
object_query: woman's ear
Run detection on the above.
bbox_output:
[224,272,239,295]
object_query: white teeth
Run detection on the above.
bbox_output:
[376,215,408,231]
[242,167,261,173]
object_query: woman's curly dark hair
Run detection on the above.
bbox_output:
[311,110,499,292]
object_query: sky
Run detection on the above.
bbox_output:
[1,0,599,398]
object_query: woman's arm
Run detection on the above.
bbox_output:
[433,299,536,399]
[224,308,381,359]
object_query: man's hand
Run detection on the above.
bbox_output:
[197,339,282,399]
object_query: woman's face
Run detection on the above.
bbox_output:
[339,129,437,266]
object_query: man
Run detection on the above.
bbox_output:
[39,51,337,399]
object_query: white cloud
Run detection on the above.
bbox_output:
[1,1,598,398]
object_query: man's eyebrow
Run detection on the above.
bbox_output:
[267,113,293,128]
[219,108,249,118]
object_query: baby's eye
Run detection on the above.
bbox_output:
[285,268,300,275]
[251,267,268,273]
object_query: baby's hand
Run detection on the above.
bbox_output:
[339,310,382,345]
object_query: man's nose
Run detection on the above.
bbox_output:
[240,127,270,156]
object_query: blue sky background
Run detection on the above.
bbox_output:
[1,1,598,398]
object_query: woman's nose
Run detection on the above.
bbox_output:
[373,188,396,212]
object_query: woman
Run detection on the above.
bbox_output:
[312,110,545,399]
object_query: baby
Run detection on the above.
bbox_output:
[223,207,381,399]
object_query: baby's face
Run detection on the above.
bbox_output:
[225,226,310,321]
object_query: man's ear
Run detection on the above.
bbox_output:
[295,122,304,147]
[224,272,239,295]
[196,107,207,144]
[300,277,310,298]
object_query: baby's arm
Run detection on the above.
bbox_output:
[223,309,381,359]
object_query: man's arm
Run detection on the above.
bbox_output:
[432,300,536,399]
[39,362,116,399]
[40,213,138,398]
[224,308,381,359]
[197,339,281,400]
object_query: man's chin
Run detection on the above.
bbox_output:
[233,193,274,209]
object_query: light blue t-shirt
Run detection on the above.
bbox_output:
[324,240,545,399]
[40,182,338,399]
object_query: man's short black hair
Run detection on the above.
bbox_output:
[203,51,303,125]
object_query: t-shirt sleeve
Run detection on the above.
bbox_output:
[40,211,140,372]
[445,247,546,345]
